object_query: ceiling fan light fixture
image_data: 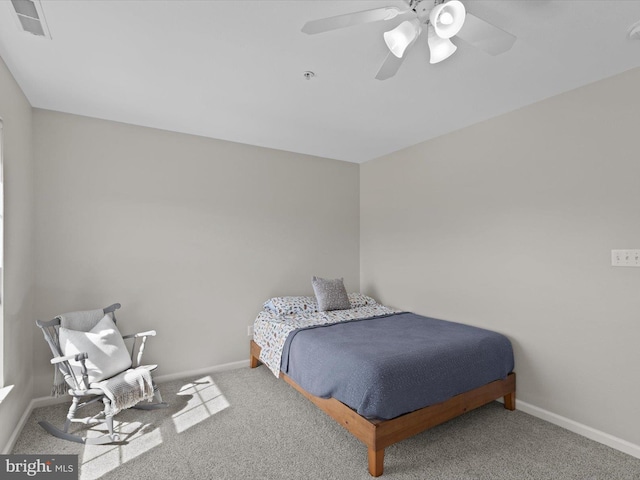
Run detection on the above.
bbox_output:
[301,0,517,79]
[430,0,466,39]
[383,18,421,58]
[427,26,457,64]
[439,11,454,26]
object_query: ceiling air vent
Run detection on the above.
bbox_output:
[10,0,51,39]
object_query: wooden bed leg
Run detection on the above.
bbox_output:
[249,340,261,368]
[250,354,260,368]
[503,391,516,411]
[368,447,384,477]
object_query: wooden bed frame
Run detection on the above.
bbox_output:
[250,340,515,477]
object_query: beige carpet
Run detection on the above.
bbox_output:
[12,366,640,479]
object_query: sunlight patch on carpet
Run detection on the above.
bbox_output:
[80,420,162,480]
[172,375,230,433]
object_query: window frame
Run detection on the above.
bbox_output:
[0,118,4,386]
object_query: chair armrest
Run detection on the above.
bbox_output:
[51,352,88,365]
[122,330,157,367]
[122,330,156,340]
[51,353,90,390]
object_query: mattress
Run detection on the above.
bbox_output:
[280,312,514,419]
[253,303,400,376]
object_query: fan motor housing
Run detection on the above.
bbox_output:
[411,0,436,22]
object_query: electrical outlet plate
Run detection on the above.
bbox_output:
[247,325,254,337]
[611,249,640,267]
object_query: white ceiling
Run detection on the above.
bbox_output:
[1,0,639,163]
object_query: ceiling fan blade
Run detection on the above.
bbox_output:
[302,6,409,35]
[455,13,516,56]
[375,51,405,80]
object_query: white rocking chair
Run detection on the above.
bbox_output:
[36,303,168,445]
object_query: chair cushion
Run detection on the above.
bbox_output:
[59,314,132,384]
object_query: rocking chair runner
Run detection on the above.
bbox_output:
[36,303,168,445]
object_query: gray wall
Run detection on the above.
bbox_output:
[32,110,360,397]
[0,57,35,451]
[361,67,640,446]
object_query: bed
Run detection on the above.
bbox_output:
[250,293,516,476]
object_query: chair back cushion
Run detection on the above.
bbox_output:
[59,314,132,384]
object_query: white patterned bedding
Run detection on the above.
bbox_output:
[253,303,401,377]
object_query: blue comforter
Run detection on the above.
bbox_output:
[281,312,514,419]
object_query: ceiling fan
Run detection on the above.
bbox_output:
[302,0,516,80]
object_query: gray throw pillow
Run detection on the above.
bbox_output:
[312,276,351,312]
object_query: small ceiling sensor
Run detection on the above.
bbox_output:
[303,71,315,80]
[629,20,640,40]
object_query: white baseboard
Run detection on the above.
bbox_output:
[2,397,41,454]
[153,359,248,384]
[515,399,640,460]
[3,359,248,454]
